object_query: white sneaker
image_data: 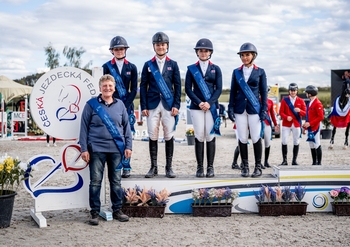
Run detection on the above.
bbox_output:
[46,143,50,147]
[53,143,57,147]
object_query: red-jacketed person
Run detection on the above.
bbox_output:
[302,85,324,165]
[279,83,306,166]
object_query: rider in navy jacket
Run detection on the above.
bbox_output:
[185,38,222,178]
[102,36,138,179]
[140,32,181,179]
[228,42,268,178]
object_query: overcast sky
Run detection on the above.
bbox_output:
[1,0,349,88]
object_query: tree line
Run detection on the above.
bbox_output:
[14,43,92,86]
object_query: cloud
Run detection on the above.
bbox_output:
[0,0,349,89]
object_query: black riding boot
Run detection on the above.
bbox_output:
[316,146,322,165]
[165,137,176,178]
[264,146,271,168]
[206,138,216,177]
[145,139,158,178]
[292,145,300,166]
[251,139,262,178]
[280,144,288,166]
[195,138,204,177]
[239,140,249,177]
[311,148,317,165]
[231,146,241,170]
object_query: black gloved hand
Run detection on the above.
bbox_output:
[259,111,267,121]
[228,108,235,122]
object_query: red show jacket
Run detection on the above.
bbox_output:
[264,98,278,126]
[279,96,306,127]
[305,98,324,132]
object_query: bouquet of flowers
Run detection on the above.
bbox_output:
[329,187,350,204]
[191,187,239,206]
[254,184,306,204]
[0,153,30,196]
[123,185,171,206]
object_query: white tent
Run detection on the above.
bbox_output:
[0,75,33,102]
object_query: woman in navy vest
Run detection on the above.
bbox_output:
[228,43,268,178]
[185,38,222,177]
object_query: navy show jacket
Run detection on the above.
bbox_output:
[185,61,222,110]
[228,64,268,115]
[140,56,181,111]
[102,58,138,110]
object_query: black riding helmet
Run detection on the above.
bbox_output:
[237,42,258,64]
[304,85,318,96]
[288,83,298,91]
[152,32,169,55]
[109,36,129,59]
[194,38,213,60]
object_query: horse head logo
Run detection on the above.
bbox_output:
[56,84,82,121]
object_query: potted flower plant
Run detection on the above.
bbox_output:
[321,116,332,139]
[191,187,239,217]
[329,187,350,216]
[0,153,30,228]
[186,127,195,145]
[254,184,308,216]
[122,185,171,218]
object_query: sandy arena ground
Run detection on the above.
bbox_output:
[1,120,350,247]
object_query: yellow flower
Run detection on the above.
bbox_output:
[186,128,195,136]
[0,154,31,196]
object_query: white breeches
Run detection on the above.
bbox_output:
[282,125,301,145]
[263,124,272,148]
[190,109,215,142]
[235,110,261,144]
[147,103,175,141]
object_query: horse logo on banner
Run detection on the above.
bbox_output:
[25,67,101,227]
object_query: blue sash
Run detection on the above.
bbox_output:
[106,61,135,134]
[234,70,261,114]
[234,69,263,137]
[284,97,302,138]
[148,60,178,130]
[188,64,221,135]
[305,104,320,143]
[87,98,129,170]
[106,61,127,102]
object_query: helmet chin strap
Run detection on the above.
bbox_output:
[154,45,168,58]
[110,48,127,60]
[115,55,126,60]
[196,51,212,61]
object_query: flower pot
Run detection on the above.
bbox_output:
[186,135,195,145]
[191,203,233,217]
[257,202,308,216]
[331,202,350,216]
[0,190,17,228]
[121,204,166,218]
[321,129,332,139]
